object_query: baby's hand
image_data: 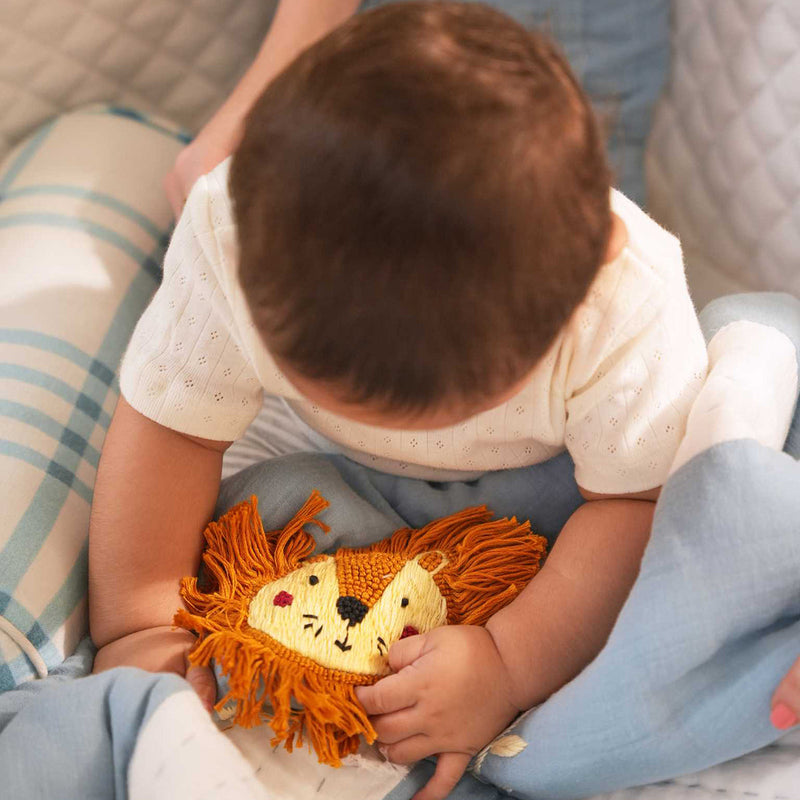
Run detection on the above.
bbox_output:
[356,625,520,800]
[771,656,800,731]
[93,626,216,711]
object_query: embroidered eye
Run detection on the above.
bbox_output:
[401,598,409,608]
[309,575,319,586]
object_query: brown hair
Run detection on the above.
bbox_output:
[230,1,611,415]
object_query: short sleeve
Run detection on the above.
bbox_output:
[564,250,708,495]
[119,173,263,441]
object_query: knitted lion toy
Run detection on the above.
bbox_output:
[175,491,547,767]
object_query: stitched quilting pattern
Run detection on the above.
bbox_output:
[0,0,276,160]
[647,0,800,296]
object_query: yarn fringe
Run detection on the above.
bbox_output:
[176,492,547,766]
[174,609,377,767]
[363,505,547,625]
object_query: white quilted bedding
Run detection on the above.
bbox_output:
[0,0,275,159]
[647,0,800,304]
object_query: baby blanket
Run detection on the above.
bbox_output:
[0,292,798,800]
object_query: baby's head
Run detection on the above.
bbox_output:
[230,1,611,430]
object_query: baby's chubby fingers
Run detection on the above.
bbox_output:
[184,653,217,713]
[388,631,427,672]
[413,752,472,800]
[356,637,427,716]
[771,656,800,730]
[382,733,436,765]
[371,707,424,744]
[356,672,419,715]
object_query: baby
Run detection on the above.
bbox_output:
[89,4,709,799]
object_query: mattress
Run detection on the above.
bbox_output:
[647,0,800,305]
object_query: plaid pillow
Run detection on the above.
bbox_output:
[0,105,187,690]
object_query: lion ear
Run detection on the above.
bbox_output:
[270,491,331,566]
[414,550,449,576]
[191,492,331,599]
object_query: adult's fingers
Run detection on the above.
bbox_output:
[163,170,186,220]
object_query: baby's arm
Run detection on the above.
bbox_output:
[89,397,230,703]
[486,496,654,709]
[357,497,653,800]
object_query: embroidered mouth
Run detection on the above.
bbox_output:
[334,630,352,652]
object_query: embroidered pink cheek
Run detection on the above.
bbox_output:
[273,591,294,607]
[400,625,419,639]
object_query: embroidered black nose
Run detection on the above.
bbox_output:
[336,596,369,626]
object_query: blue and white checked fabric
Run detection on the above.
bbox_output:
[0,105,187,690]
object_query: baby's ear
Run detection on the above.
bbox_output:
[414,550,448,576]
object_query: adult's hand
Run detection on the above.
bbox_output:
[164,137,232,218]
[163,0,360,218]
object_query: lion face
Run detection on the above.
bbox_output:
[247,551,448,676]
[177,492,547,767]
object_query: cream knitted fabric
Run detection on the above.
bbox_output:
[120,159,709,494]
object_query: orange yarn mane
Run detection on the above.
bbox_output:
[175,491,547,766]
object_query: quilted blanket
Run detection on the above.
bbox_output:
[647,0,800,300]
[0,0,275,160]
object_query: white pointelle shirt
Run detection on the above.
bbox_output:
[120,158,710,494]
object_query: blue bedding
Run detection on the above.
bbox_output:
[1,293,798,800]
